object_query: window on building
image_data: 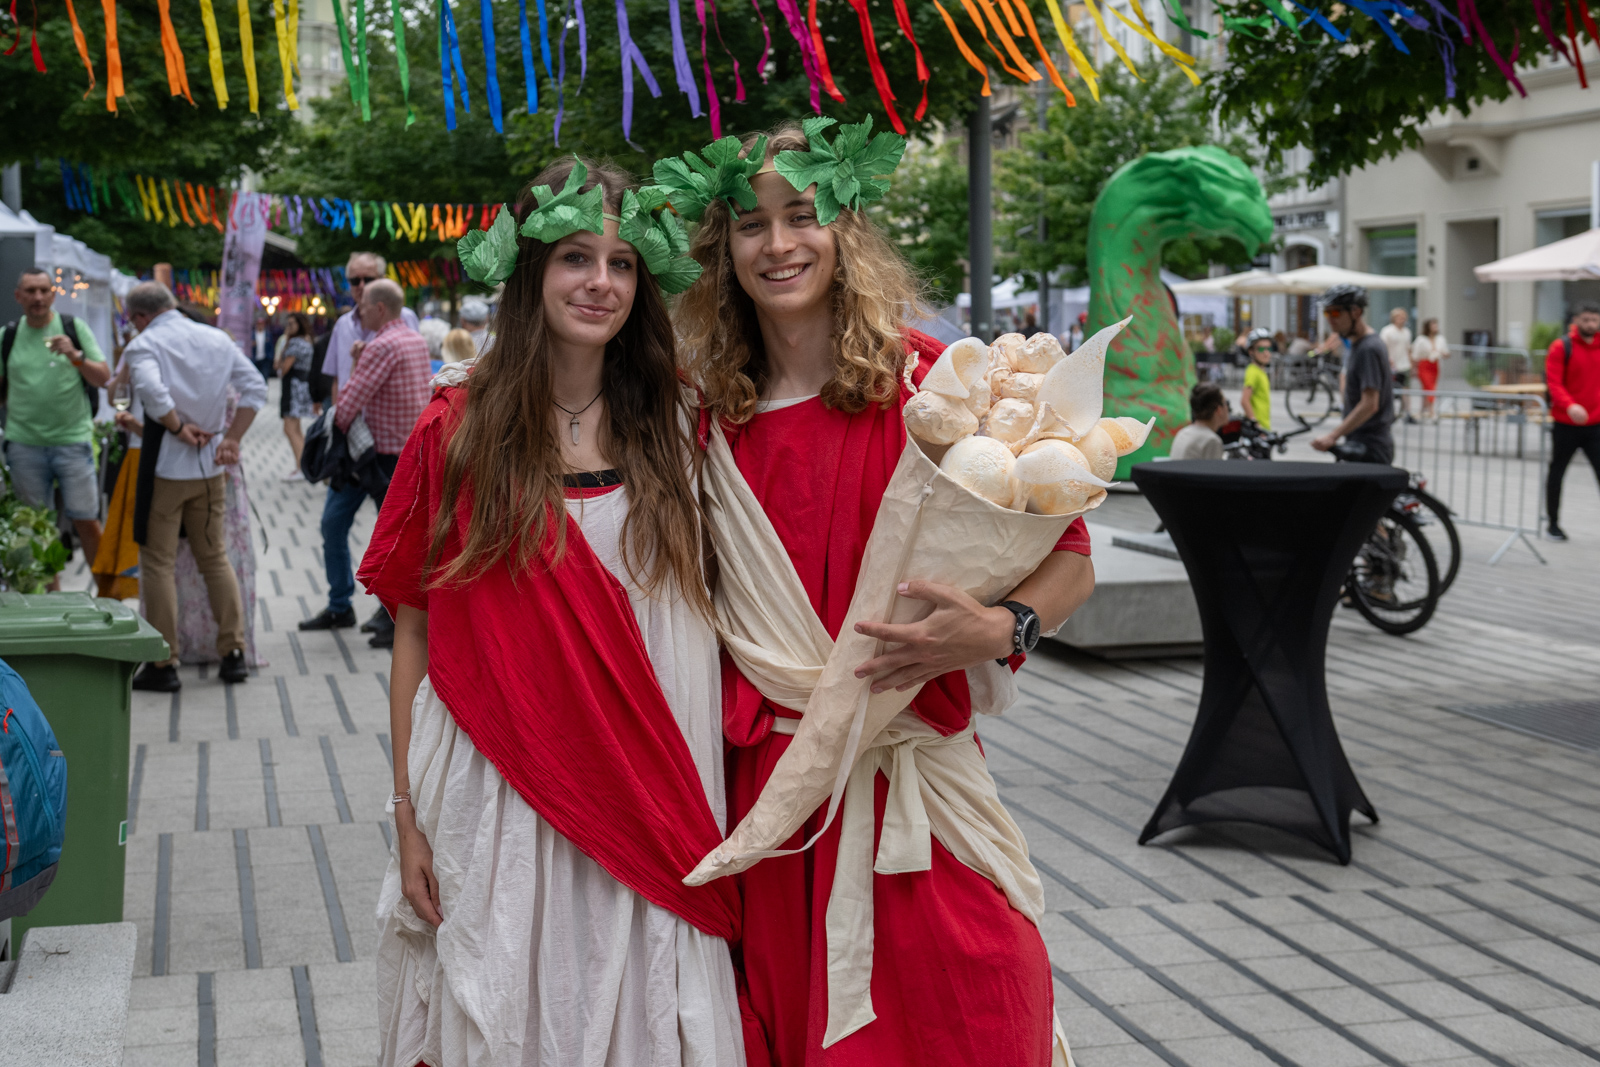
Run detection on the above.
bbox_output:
[1285,244,1318,339]
[1365,226,1418,324]
[1534,208,1600,328]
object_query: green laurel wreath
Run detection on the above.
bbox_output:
[652,134,770,223]
[457,158,699,292]
[773,116,907,226]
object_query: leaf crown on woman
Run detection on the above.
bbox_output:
[427,155,711,618]
[674,123,926,425]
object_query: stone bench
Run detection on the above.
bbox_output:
[1049,522,1202,658]
[0,922,136,1067]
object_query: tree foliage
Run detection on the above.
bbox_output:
[1206,0,1563,186]
[1,0,295,268]
[868,138,968,303]
[995,65,1279,291]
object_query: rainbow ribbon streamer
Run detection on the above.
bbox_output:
[481,0,504,131]
[440,0,471,129]
[667,0,704,116]
[518,0,540,112]
[617,0,664,143]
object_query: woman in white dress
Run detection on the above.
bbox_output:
[360,156,745,1067]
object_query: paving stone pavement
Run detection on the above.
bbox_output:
[113,387,1600,1066]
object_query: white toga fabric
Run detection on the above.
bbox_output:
[375,486,746,1067]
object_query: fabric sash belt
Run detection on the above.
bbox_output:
[703,424,1045,1047]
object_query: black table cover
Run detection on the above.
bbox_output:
[1128,460,1408,864]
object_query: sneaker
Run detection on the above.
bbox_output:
[282,470,305,483]
[299,607,357,631]
[1546,524,1568,542]
[219,649,249,684]
[360,607,392,633]
[368,628,395,650]
[131,662,181,692]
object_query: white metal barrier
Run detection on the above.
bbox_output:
[1391,388,1548,565]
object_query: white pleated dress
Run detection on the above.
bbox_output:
[375,484,746,1067]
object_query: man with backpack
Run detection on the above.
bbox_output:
[1544,301,1600,542]
[2,268,113,572]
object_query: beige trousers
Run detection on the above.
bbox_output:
[141,475,244,664]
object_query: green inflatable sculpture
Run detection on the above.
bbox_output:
[1085,146,1274,476]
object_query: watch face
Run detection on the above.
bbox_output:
[1021,613,1042,651]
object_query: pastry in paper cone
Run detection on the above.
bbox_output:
[903,390,980,445]
[920,337,991,400]
[979,399,1036,445]
[1013,439,1112,516]
[939,435,1018,507]
[964,376,994,418]
[1035,317,1132,438]
[991,332,1027,369]
[992,369,1044,403]
[1013,332,1066,374]
[1098,415,1156,456]
[1075,424,1119,482]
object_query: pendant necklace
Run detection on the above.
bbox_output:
[553,390,604,446]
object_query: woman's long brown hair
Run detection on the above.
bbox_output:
[675,123,926,424]
[426,156,712,619]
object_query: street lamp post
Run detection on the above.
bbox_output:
[1035,79,1050,337]
[968,91,993,343]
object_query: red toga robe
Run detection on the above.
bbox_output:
[721,332,1091,1066]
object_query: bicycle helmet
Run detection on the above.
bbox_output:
[1321,284,1368,310]
[1245,328,1275,348]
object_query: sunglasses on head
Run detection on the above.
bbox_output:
[348,275,380,286]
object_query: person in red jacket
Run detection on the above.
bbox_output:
[1545,301,1600,541]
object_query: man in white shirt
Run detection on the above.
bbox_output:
[1379,307,1414,423]
[322,252,420,398]
[123,282,268,692]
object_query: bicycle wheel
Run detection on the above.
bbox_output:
[1347,508,1440,635]
[1286,377,1338,428]
[1396,488,1461,595]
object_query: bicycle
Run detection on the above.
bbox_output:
[1220,419,1445,635]
[1283,353,1341,428]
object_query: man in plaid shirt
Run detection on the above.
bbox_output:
[300,278,431,647]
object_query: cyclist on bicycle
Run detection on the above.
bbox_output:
[1312,285,1395,465]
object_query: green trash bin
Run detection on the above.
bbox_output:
[0,591,168,943]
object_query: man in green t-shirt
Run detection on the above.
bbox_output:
[3,268,114,566]
[1240,329,1274,431]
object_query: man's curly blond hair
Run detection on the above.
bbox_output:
[675,123,926,423]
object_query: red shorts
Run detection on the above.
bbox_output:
[1416,360,1439,392]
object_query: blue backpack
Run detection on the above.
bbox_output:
[0,658,67,922]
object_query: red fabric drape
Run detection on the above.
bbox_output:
[722,331,1082,1065]
[358,388,741,940]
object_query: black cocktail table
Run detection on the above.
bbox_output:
[1128,460,1408,864]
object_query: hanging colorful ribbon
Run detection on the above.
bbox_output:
[617,0,664,143]
[1009,0,1071,102]
[807,0,845,102]
[197,0,229,107]
[1077,0,1139,77]
[1113,0,1198,82]
[100,0,125,111]
[747,0,772,82]
[667,0,705,116]
[439,0,472,129]
[62,0,96,97]
[707,0,744,100]
[156,0,196,102]
[389,0,416,124]
[329,0,361,112]
[957,0,1034,82]
[555,0,572,142]
[575,0,588,82]
[975,0,1042,80]
[770,0,820,111]
[271,0,300,107]
[4,0,46,72]
[693,0,723,136]
[932,0,991,94]
[842,0,905,132]
[886,0,930,119]
[480,0,504,132]
[517,0,540,112]
[162,181,181,228]
[237,0,261,112]
[354,0,372,120]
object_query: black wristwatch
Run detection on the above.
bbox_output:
[996,600,1042,664]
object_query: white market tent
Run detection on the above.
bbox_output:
[1172,265,1428,297]
[949,270,1230,334]
[0,203,117,359]
[1473,227,1600,282]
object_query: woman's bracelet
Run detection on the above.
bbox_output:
[391,790,412,806]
